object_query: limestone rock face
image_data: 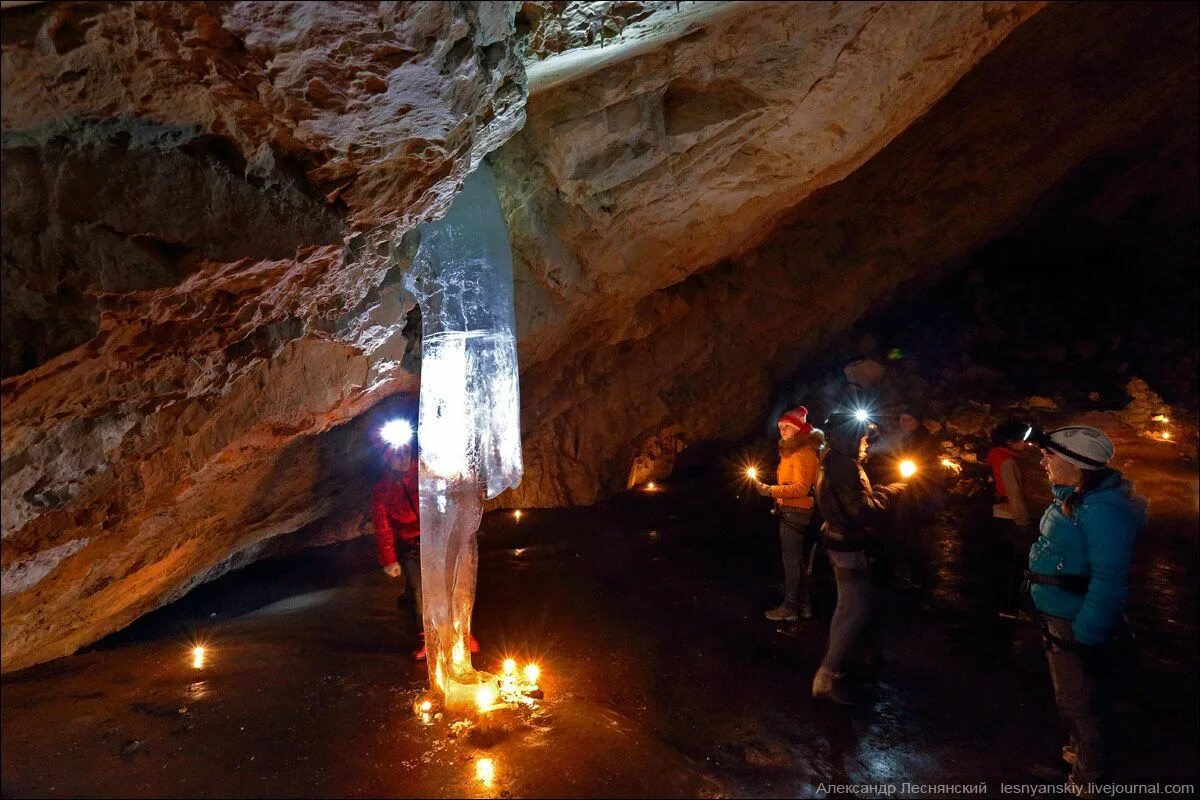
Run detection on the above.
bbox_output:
[1,1,525,672]
[499,1,1197,508]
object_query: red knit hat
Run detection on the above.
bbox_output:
[778,406,812,433]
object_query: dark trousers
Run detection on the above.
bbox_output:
[397,546,422,635]
[779,510,814,610]
[1043,616,1113,783]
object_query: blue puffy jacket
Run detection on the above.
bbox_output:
[1027,470,1147,645]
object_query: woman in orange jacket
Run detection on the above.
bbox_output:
[756,406,826,621]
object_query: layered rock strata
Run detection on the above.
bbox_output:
[1,0,525,672]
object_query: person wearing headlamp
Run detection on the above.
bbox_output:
[372,420,425,658]
[1024,425,1146,787]
[810,408,906,705]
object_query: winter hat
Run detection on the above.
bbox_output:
[778,406,812,433]
[1045,426,1115,470]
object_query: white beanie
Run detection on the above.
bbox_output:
[1046,426,1115,470]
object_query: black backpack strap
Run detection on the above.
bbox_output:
[1024,570,1090,594]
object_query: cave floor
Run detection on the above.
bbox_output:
[2,423,1197,798]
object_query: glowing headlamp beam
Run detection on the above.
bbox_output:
[380,419,413,448]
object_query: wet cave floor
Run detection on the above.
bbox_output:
[2,425,1197,798]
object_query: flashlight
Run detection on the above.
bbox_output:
[899,459,917,479]
[854,409,870,423]
[380,419,413,448]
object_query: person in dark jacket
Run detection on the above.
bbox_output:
[888,410,944,591]
[1027,425,1146,787]
[812,412,905,705]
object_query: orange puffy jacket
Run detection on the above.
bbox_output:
[768,429,825,511]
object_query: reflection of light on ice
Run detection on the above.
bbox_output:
[452,639,468,670]
[475,758,495,786]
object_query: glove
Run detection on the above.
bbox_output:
[383,562,402,578]
[755,481,773,498]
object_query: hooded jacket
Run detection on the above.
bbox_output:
[768,429,825,511]
[1028,470,1147,645]
[372,460,420,566]
[816,420,900,551]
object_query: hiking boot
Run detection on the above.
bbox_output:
[764,605,800,622]
[811,667,855,706]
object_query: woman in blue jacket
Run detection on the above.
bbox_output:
[1026,425,1147,787]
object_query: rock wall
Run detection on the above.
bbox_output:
[1,1,526,673]
[500,0,1198,507]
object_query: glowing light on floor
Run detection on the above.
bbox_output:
[475,757,495,786]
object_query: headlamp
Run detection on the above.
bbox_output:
[380,419,413,448]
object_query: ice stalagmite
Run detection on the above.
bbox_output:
[404,162,523,709]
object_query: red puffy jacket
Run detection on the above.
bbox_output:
[372,463,420,566]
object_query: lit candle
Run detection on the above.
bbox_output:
[1160,430,1172,441]
[745,467,758,480]
[512,509,523,521]
[523,663,540,684]
[503,658,517,676]
[899,459,917,478]
[191,646,205,669]
[645,482,657,491]
[475,684,498,712]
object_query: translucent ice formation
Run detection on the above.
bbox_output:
[404,162,523,709]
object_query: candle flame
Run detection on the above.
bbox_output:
[476,758,495,786]
[475,684,498,712]
[524,663,540,684]
[191,646,206,669]
[899,459,918,478]
[503,658,516,675]
[645,482,657,491]
[512,509,523,521]
[420,700,433,712]
[1160,430,1172,441]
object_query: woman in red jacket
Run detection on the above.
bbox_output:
[372,437,424,658]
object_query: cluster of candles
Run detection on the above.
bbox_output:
[475,658,541,712]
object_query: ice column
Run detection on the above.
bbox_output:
[404,162,523,709]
